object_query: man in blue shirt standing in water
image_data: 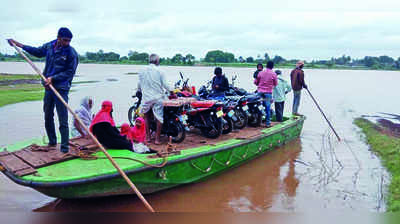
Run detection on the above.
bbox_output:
[8,27,79,153]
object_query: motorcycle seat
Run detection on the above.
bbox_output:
[247,96,260,102]
[191,100,217,108]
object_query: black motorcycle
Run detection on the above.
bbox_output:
[128,92,186,143]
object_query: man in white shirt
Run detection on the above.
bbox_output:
[137,54,172,144]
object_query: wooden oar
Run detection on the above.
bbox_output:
[9,42,155,212]
[305,88,341,141]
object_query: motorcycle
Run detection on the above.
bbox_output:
[199,78,248,130]
[245,94,265,127]
[185,100,225,139]
[173,72,195,97]
[197,81,237,134]
[128,91,186,143]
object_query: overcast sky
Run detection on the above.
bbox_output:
[1,0,400,60]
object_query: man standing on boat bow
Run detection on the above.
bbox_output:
[8,27,79,153]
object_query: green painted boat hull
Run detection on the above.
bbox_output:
[2,116,305,199]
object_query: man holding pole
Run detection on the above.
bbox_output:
[290,61,307,116]
[8,27,79,153]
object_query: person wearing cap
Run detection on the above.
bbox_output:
[8,27,79,153]
[290,61,307,116]
[273,70,291,122]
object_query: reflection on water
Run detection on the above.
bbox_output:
[0,62,398,212]
[35,140,301,212]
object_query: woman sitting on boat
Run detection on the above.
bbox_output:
[90,101,133,150]
[121,119,155,153]
[130,117,146,143]
[71,96,93,137]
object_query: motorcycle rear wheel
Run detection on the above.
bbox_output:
[248,112,262,127]
[233,109,248,129]
[222,117,233,134]
[201,117,223,139]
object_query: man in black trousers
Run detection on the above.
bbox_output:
[8,27,79,153]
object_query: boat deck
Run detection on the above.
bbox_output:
[0,137,99,177]
[0,123,277,177]
[147,123,278,151]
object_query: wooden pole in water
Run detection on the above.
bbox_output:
[305,88,341,141]
[9,42,155,212]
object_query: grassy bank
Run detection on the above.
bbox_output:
[0,84,43,107]
[354,118,400,211]
[0,73,43,107]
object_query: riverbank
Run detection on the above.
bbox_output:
[354,118,400,212]
[0,73,43,107]
[2,59,399,71]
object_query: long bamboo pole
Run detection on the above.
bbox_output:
[10,42,155,212]
[305,88,341,141]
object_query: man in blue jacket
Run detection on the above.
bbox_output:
[8,27,79,153]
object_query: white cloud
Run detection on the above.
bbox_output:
[0,0,399,60]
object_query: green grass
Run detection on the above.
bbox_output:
[0,84,43,107]
[0,73,39,81]
[354,118,400,212]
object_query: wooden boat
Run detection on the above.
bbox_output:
[0,115,305,199]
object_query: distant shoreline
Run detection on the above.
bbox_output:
[1,60,399,72]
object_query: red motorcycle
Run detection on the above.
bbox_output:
[183,100,225,139]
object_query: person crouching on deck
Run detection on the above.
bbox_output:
[121,119,155,153]
[90,101,132,150]
[71,96,93,137]
[137,54,173,145]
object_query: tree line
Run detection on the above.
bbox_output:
[1,49,400,70]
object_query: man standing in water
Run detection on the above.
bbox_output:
[8,27,79,153]
[137,54,172,145]
[290,61,307,116]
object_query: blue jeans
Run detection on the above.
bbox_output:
[257,92,272,126]
[292,90,301,114]
[43,89,69,152]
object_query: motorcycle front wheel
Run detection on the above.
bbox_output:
[128,106,139,126]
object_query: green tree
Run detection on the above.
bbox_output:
[246,57,254,63]
[185,54,195,65]
[264,53,270,62]
[204,50,235,63]
[363,56,379,67]
[172,54,183,64]
[272,55,286,64]
[129,51,149,62]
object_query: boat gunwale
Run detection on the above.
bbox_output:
[2,116,305,189]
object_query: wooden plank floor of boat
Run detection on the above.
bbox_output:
[0,137,99,177]
[147,123,277,151]
[0,124,276,177]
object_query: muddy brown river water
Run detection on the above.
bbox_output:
[0,62,399,212]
